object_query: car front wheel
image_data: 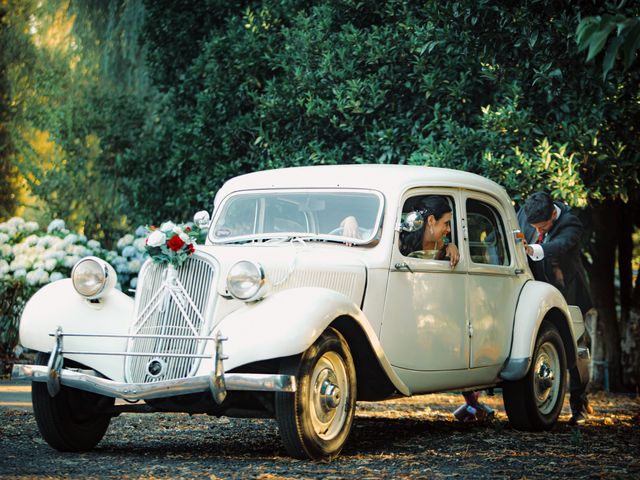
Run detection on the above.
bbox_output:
[32,352,114,451]
[503,322,567,431]
[275,327,356,460]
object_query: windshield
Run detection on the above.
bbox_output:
[211,189,384,244]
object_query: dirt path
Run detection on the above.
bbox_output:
[1,391,638,479]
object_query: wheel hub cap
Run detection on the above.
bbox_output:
[315,368,341,420]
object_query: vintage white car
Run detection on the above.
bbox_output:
[14,165,589,460]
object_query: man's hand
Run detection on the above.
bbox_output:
[523,239,533,256]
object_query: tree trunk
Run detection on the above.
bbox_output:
[622,203,640,391]
[589,201,623,390]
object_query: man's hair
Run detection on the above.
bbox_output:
[524,191,555,224]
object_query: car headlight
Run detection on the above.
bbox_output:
[226,260,267,301]
[71,256,117,300]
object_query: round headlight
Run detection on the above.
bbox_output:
[71,257,117,299]
[226,261,267,301]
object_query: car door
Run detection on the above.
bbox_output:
[380,189,469,371]
[462,191,526,368]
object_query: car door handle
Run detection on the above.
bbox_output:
[394,262,414,273]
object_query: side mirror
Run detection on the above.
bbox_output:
[193,210,211,229]
[400,211,424,232]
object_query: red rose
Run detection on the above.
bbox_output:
[167,235,185,252]
[187,243,195,254]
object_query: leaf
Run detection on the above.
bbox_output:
[576,17,600,51]
[621,21,640,70]
[602,36,623,79]
[586,23,617,62]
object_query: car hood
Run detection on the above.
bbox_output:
[198,243,368,307]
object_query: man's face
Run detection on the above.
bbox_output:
[530,208,557,235]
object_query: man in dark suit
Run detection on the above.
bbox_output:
[517,191,594,425]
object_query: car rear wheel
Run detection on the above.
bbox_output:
[503,322,567,431]
[275,327,356,460]
[32,352,114,451]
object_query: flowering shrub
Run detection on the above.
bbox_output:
[0,217,149,373]
[145,222,199,268]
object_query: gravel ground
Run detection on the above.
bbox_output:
[1,391,639,479]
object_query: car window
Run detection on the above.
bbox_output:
[212,190,383,243]
[399,194,456,260]
[466,198,510,266]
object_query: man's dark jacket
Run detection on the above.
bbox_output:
[517,202,593,314]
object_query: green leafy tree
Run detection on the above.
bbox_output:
[128,0,639,389]
[4,0,149,244]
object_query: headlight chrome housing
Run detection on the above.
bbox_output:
[226,260,268,302]
[71,256,117,300]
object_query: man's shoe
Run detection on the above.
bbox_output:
[569,410,589,425]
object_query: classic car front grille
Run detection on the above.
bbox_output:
[125,254,217,383]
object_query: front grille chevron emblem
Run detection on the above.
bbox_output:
[136,265,203,336]
[125,255,217,383]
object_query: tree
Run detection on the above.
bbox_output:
[128,0,640,389]
[3,0,149,244]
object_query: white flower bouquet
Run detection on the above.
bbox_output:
[144,222,200,268]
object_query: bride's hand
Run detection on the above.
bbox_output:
[446,243,459,267]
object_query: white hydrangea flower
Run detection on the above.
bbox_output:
[0,244,11,258]
[25,234,39,247]
[134,226,148,237]
[0,259,9,275]
[44,258,58,271]
[130,277,138,288]
[0,233,9,244]
[63,255,81,268]
[26,269,49,286]
[47,219,66,233]
[10,255,31,271]
[25,221,39,232]
[127,259,141,273]
[77,234,87,243]
[133,237,147,251]
[50,272,65,282]
[8,217,25,228]
[116,234,134,249]
[87,239,101,250]
[122,245,137,258]
[13,268,27,278]
[63,233,78,245]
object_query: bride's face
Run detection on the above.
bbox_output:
[424,211,452,242]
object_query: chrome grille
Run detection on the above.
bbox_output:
[270,268,359,301]
[125,254,217,383]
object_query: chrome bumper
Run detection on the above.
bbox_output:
[12,364,296,402]
[12,328,296,403]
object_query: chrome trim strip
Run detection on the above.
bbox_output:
[12,364,297,401]
[50,332,218,340]
[58,351,213,359]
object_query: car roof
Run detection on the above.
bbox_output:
[214,164,511,206]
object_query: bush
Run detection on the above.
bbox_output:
[0,217,147,374]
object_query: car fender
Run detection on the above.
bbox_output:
[500,280,581,381]
[19,279,133,382]
[211,286,410,396]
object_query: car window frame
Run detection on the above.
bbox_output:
[461,191,515,274]
[392,188,465,271]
